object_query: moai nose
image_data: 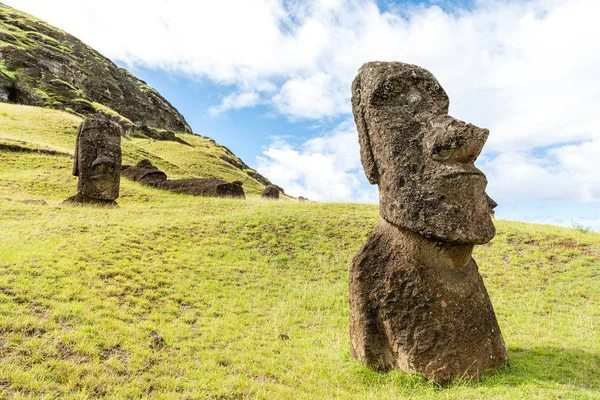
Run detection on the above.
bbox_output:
[429,117,489,164]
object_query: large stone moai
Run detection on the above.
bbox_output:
[63,118,123,206]
[349,62,507,383]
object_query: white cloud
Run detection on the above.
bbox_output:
[273,73,347,119]
[482,138,600,205]
[255,121,376,202]
[8,0,599,144]
[4,0,600,212]
[208,91,261,116]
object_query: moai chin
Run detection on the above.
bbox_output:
[349,62,507,383]
[63,118,122,206]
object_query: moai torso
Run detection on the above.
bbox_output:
[349,62,507,383]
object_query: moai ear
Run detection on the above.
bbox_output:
[352,75,380,184]
[72,122,83,177]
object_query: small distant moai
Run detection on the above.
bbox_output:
[349,62,507,383]
[262,184,280,199]
[63,118,122,206]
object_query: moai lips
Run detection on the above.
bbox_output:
[349,62,507,383]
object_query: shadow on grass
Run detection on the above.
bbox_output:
[482,346,600,390]
[351,346,600,393]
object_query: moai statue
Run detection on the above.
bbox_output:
[63,118,122,206]
[349,62,507,383]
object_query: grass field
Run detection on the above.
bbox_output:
[0,105,599,399]
[0,103,267,196]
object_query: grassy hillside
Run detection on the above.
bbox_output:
[1,105,599,398]
[0,102,268,196]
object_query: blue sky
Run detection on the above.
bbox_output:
[6,0,600,231]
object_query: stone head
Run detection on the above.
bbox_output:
[352,62,495,244]
[73,118,122,200]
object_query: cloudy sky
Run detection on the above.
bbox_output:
[6,0,600,231]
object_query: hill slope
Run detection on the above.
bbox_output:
[0,103,269,195]
[1,105,599,398]
[0,3,273,189]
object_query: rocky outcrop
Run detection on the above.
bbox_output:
[349,61,507,383]
[0,4,191,133]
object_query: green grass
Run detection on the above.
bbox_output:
[0,6,67,53]
[0,64,16,81]
[0,106,599,398]
[0,102,266,195]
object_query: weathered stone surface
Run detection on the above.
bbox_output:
[352,62,495,244]
[349,61,507,383]
[157,178,245,199]
[487,194,498,218]
[272,184,285,194]
[121,159,245,199]
[63,118,122,206]
[121,160,168,186]
[261,185,280,199]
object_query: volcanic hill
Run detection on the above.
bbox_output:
[0,2,272,191]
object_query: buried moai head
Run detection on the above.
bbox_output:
[73,118,123,200]
[352,62,495,244]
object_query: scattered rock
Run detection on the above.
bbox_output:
[278,334,290,341]
[158,178,245,199]
[135,159,156,169]
[121,159,245,199]
[121,161,168,186]
[262,185,281,200]
[148,331,166,348]
[349,61,507,383]
[63,118,122,207]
